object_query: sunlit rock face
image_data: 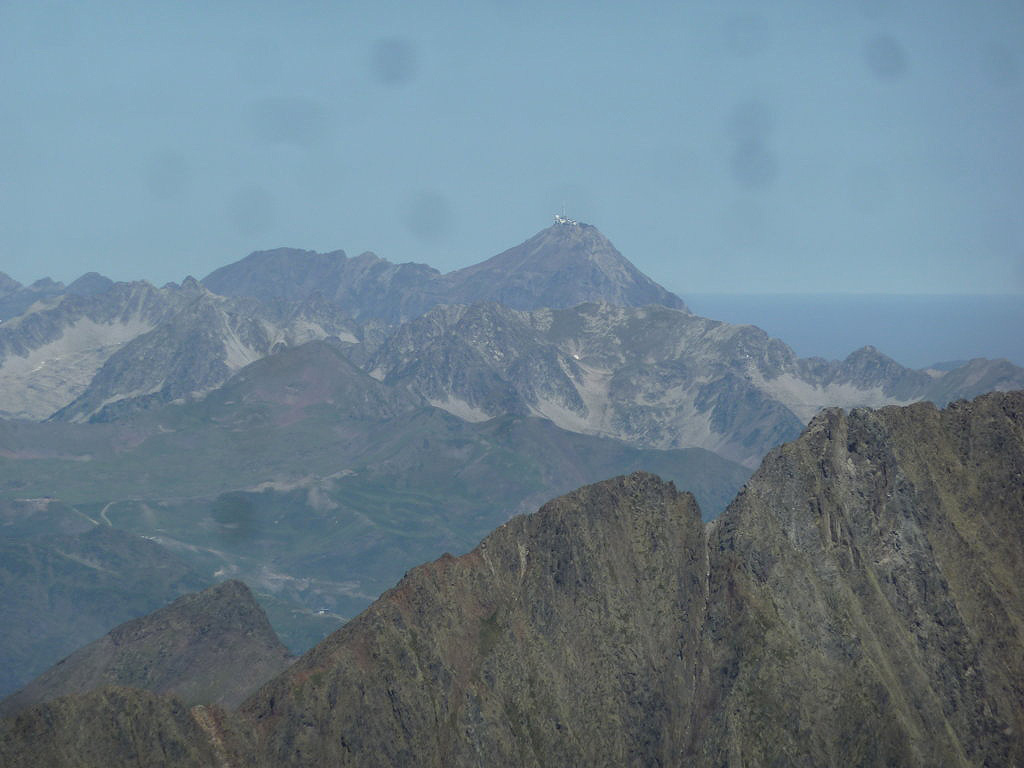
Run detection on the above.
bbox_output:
[242,391,1023,767]
[368,300,1024,467]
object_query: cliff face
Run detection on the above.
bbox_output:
[700,392,1024,766]
[245,472,709,767]
[3,391,1022,767]
[243,391,1023,767]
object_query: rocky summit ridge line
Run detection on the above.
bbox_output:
[202,220,689,322]
[3,390,1022,767]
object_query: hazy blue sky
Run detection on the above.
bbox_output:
[1,0,1021,295]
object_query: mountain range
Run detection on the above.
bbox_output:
[2,390,1021,766]
[1,218,1021,711]
[2,221,1020,464]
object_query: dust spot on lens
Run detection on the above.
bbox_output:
[403,191,453,243]
[727,99,775,143]
[228,186,275,236]
[143,151,190,200]
[864,35,908,80]
[211,493,256,543]
[370,38,418,86]
[246,98,330,148]
[731,140,778,190]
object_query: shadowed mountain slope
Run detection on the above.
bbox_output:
[0,686,243,768]
[696,391,1024,766]
[0,580,291,717]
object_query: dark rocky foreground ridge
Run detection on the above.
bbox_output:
[2,390,1023,766]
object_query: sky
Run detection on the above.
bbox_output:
[1,0,1022,296]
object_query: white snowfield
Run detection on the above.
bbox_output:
[0,317,154,420]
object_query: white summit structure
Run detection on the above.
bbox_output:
[553,205,578,226]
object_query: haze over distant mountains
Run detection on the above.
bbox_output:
[1,218,1022,710]
[2,221,1020,456]
[202,222,688,322]
[688,292,1024,370]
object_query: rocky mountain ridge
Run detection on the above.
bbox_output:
[0,515,209,700]
[3,224,1020,464]
[0,278,362,422]
[2,390,1021,766]
[237,391,1024,766]
[202,220,687,322]
[0,271,115,321]
[368,301,1024,465]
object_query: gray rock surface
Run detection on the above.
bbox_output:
[202,221,688,322]
[0,275,71,322]
[50,288,363,423]
[369,302,1024,466]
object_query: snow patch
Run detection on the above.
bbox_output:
[428,396,492,422]
[222,324,263,371]
[754,372,917,422]
[0,317,154,419]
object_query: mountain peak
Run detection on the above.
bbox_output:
[0,271,21,297]
[66,272,114,297]
[440,221,688,312]
[200,221,686,321]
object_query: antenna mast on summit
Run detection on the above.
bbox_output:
[554,203,577,226]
